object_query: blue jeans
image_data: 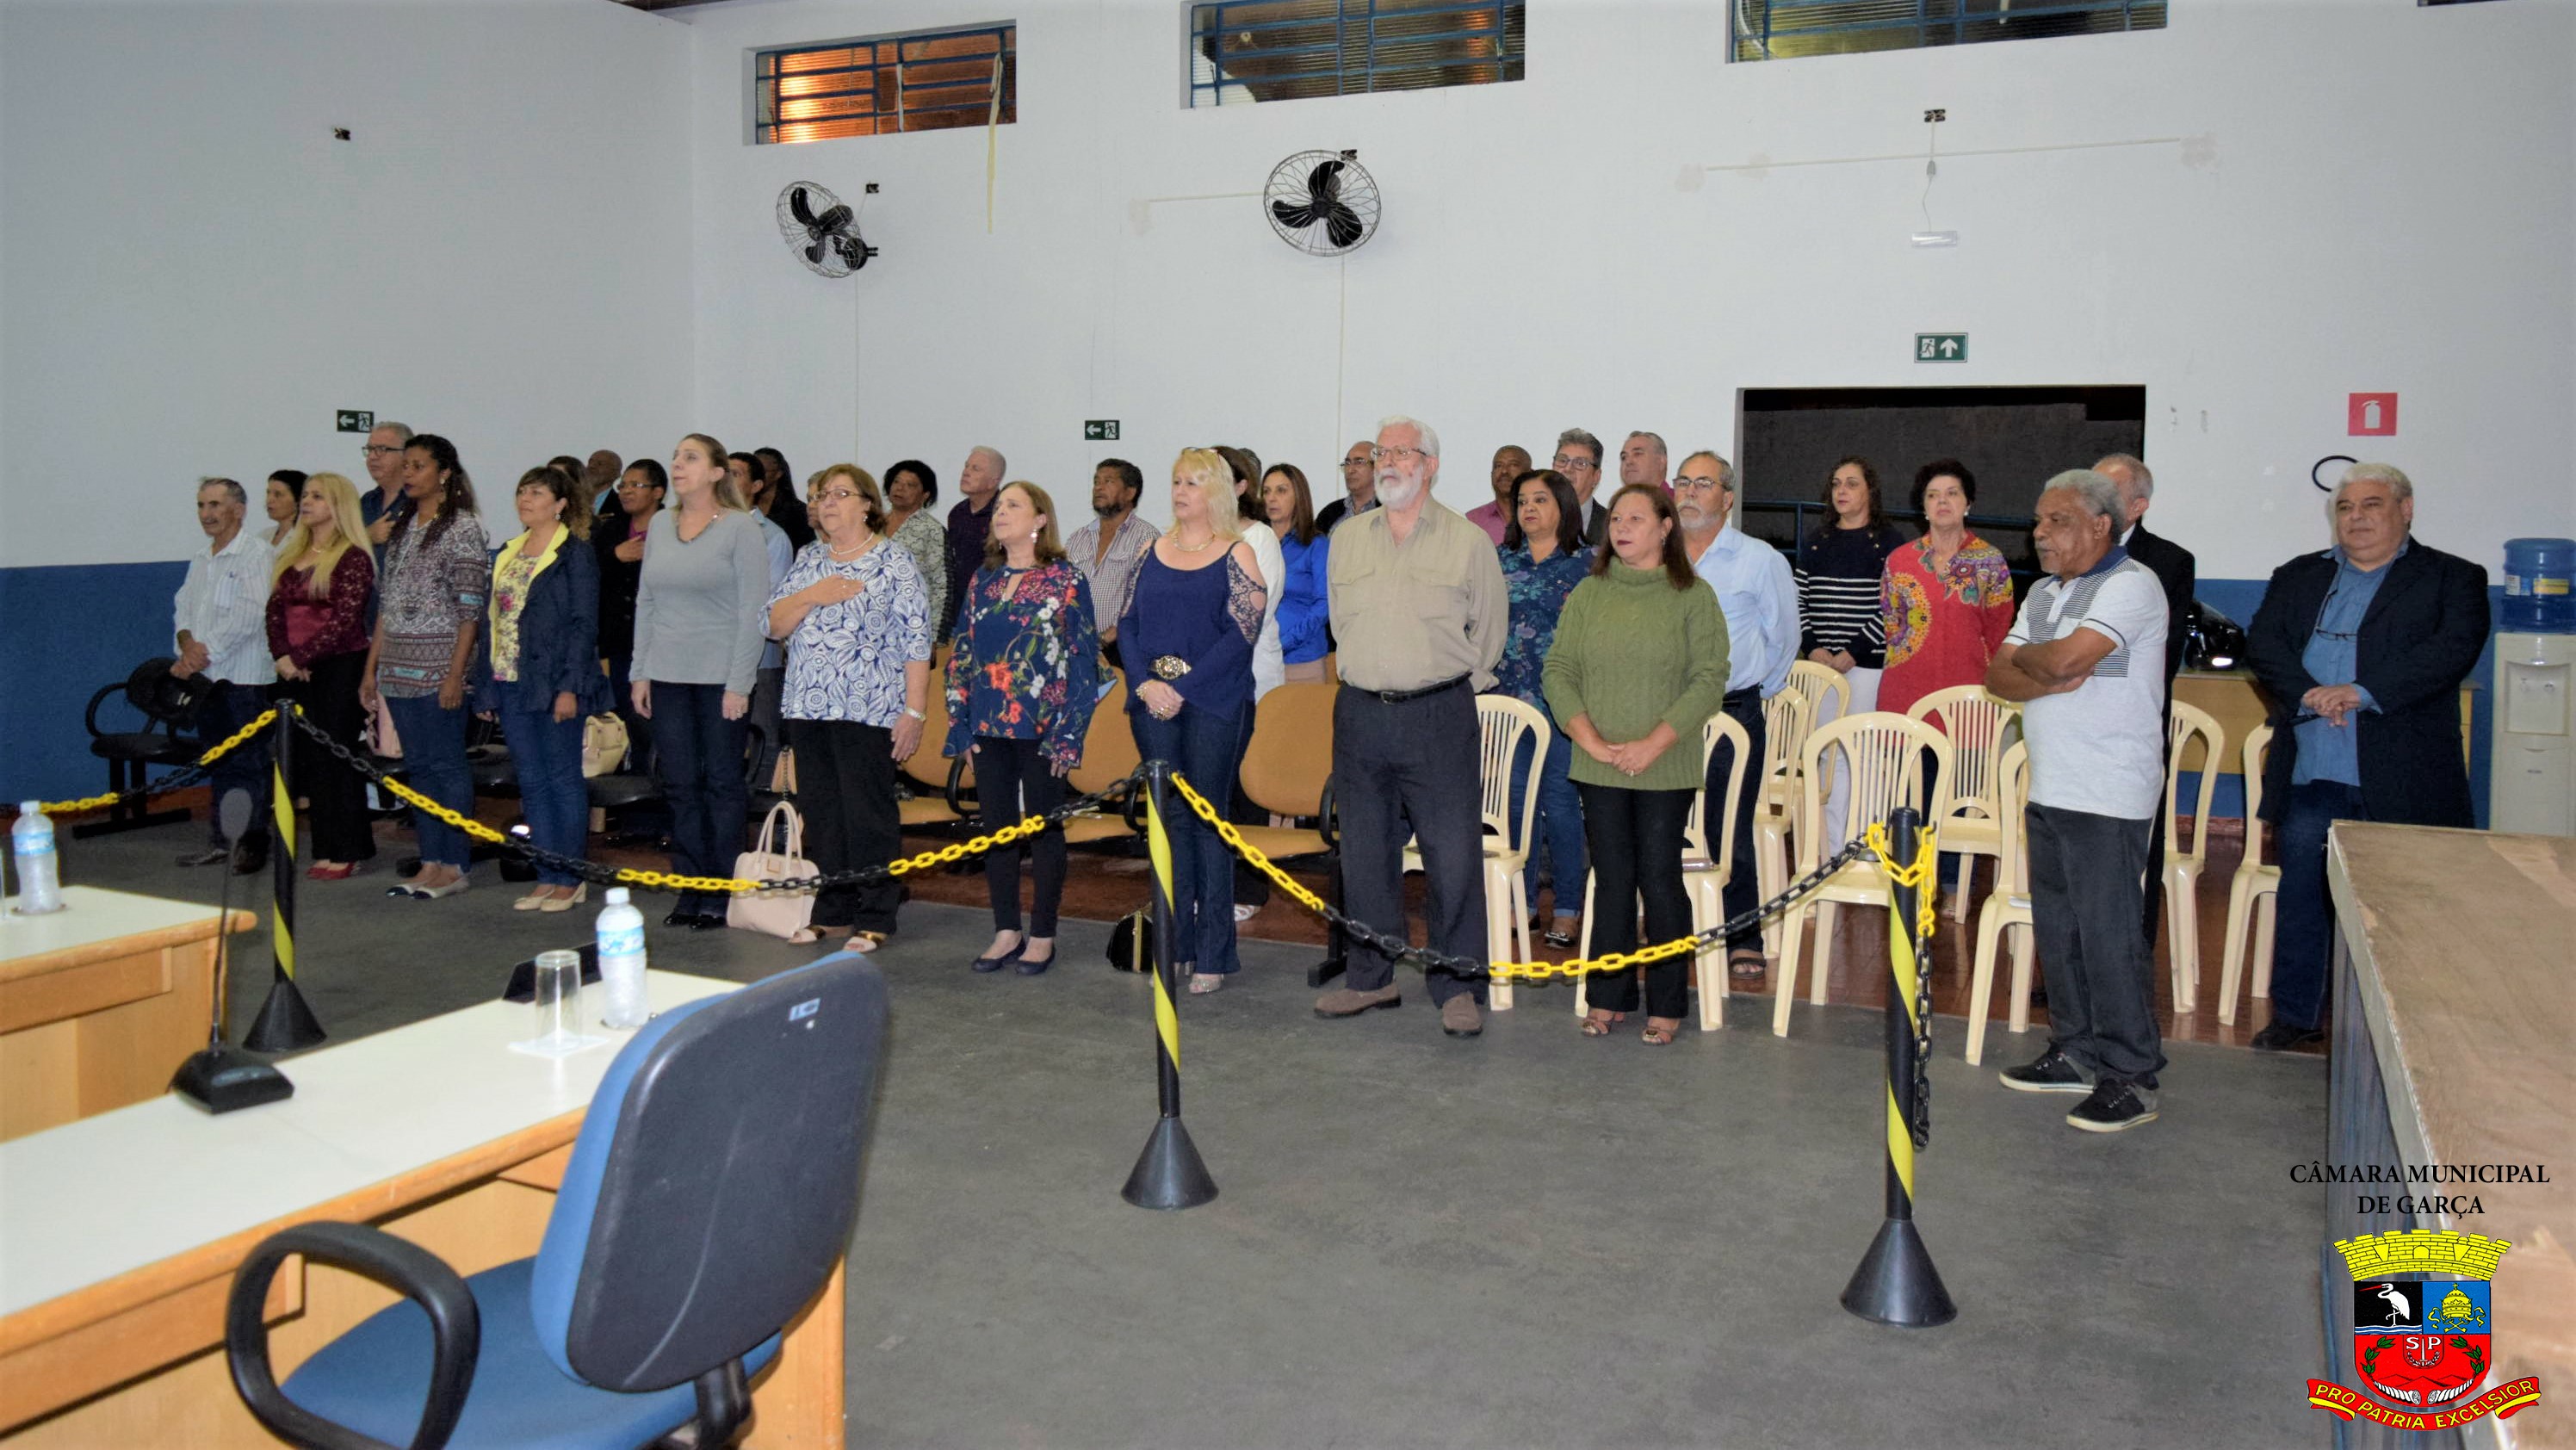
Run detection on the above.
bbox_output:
[385,692,473,869]
[2269,779,2367,1031]
[1509,728,1586,915]
[499,708,587,887]
[1132,703,1242,976]
[651,682,748,915]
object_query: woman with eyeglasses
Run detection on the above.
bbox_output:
[1497,468,1595,950]
[362,434,488,901]
[765,464,931,952]
[1119,448,1269,994]
[267,472,376,879]
[944,480,1100,975]
[881,459,950,639]
[1879,458,2016,723]
[486,466,614,912]
[261,471,307,553]
[632,433,771,930]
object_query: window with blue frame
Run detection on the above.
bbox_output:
[754,25,1016,144]
[1731,0,2163,63]
[1188,0,1524,108]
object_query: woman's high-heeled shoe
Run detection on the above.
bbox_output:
[514,890,551,911]
[537,883,589,914]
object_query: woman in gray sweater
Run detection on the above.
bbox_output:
[632,432,771,929]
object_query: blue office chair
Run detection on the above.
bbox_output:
[224,953,889,1450]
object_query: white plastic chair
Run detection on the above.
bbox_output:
[1773,711,1953,1037]
[1965,741,2036,1064]
[2217,723,2281,1026]
[1904,685,2014,922]
[1575,712,1750,1031]
[2161,700,2226,1014]
[1405,695,1545,1010]
[1751,685,1819,957]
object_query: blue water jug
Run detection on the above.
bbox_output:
[2501,537,2575,633]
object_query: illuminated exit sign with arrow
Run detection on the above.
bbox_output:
[1915,333,1968,363]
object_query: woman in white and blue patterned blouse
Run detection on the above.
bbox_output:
[765,463,932,951]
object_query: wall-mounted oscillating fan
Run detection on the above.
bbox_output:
[1264,150,1378,256]
[777,181,877,277]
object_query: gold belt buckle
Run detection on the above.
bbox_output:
[1150,655,1192,681]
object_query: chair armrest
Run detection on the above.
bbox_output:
[1317,775,1339,852]
[226,1222,481,1450]
[944,755,976,820]
[82,683,122,740]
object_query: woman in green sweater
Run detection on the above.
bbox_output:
[1542,484,1731,1043]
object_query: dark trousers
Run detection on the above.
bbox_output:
[1133,703,1242,976]
[2026,802,2164,1085]
[750,664,786,784]
[199,681,273,846]
[652,682,747,915]
[783,718,901,933]
[499,708,588,887]
[1334,684,1487,1005]
[1702,689,1767,951]
[605,650,648,771]
[1577,784,1694,1019]
[275,654,374,863]
[975,735,1067,935]
[2269,779,2367,1032]
[384,691,473,869]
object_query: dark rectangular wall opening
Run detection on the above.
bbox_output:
[1735,385,2148,571]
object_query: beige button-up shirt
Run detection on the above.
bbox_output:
[1327,499,1507,694]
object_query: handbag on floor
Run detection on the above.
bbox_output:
[727,800,816,939]
[581,713,629,778]
[1105,908,1155,973]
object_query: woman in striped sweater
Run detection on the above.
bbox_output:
[1796,456,1909,838]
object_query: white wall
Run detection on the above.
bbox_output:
[0,0,697,569]
[679,0,2574,580]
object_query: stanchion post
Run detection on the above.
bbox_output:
[1120,759,1217,1211]
[244,708,326,1053]
[1841,804,1954,1327]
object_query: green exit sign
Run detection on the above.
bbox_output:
[1914,333,1968,363]
[1084,419,1120,441]
[336,409,375,432]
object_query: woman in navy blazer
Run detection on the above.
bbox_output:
[486,465,616,911]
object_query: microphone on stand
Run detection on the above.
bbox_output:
[171,789,294,1113]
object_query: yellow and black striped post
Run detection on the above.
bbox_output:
[1841,805,1954,1327]
[1119,760,1217,1211]
[243,707,325,1053]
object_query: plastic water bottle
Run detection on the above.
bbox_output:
[595,887,649,1028]
[11,802,64,916]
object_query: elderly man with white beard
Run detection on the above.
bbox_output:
[1315,414,1508,1039]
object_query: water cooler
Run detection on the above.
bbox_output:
[2490,537,2575,837]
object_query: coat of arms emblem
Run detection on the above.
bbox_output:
[2307,1230,2545,1431]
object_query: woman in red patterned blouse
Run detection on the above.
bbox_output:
[1878,459,2016,725]
[944,480,1102,976]
[266,472,378,877]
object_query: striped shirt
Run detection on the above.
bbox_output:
[172,530,276,686]
[1067,511,1159,633]
[1795,524,1907,669]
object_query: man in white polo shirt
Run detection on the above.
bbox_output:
[1985,469,2169,1133]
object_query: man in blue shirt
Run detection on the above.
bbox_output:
[1675,450,1799,985]
[2245,463,2489,1051]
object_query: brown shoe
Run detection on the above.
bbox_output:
[1314,984,1402,1019]
[1440,995,1483,1038]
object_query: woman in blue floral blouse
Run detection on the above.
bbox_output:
[1498,468,1595,948]
[945,480,1102,975]
[765,464,932,951]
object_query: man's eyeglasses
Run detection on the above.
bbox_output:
[1673,474,1725,491]
[361,445,403,458]
[1551,455,1596,471]
[1370,446,1427,465]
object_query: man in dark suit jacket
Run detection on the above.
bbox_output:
[2097,456,2196,960]
[2244,463,2488,1051]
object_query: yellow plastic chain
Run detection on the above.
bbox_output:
[35,708,282,815]
[1863,820,1941,940]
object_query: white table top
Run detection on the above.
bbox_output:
[0,970,735,1320]
[0,885,248,967]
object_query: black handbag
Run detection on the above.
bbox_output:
[1105,908,1155,973]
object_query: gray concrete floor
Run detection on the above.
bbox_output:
[64,818,2333,1448]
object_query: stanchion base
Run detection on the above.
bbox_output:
[242,976,327,1054]
[1120,1116,1218,1211]
[1841,1218,1957,1327]
[1306,954,1347,988]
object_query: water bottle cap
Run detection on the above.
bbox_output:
[17,802,38,815]
[606,887,630,904]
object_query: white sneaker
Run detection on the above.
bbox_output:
[1233,904,1258,923]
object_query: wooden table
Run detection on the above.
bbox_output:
[2325,824,2574,1450]
[0,970,845,1447]
[0,886,256,1142]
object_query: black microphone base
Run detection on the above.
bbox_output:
[170,1046,295,1114]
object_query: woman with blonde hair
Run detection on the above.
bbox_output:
[267,472,376,877]
[486,466,614,911]
[946,481,1102,974]
[633,432,771,928]
[766,462,931,951]
[1118,449,1267,993]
